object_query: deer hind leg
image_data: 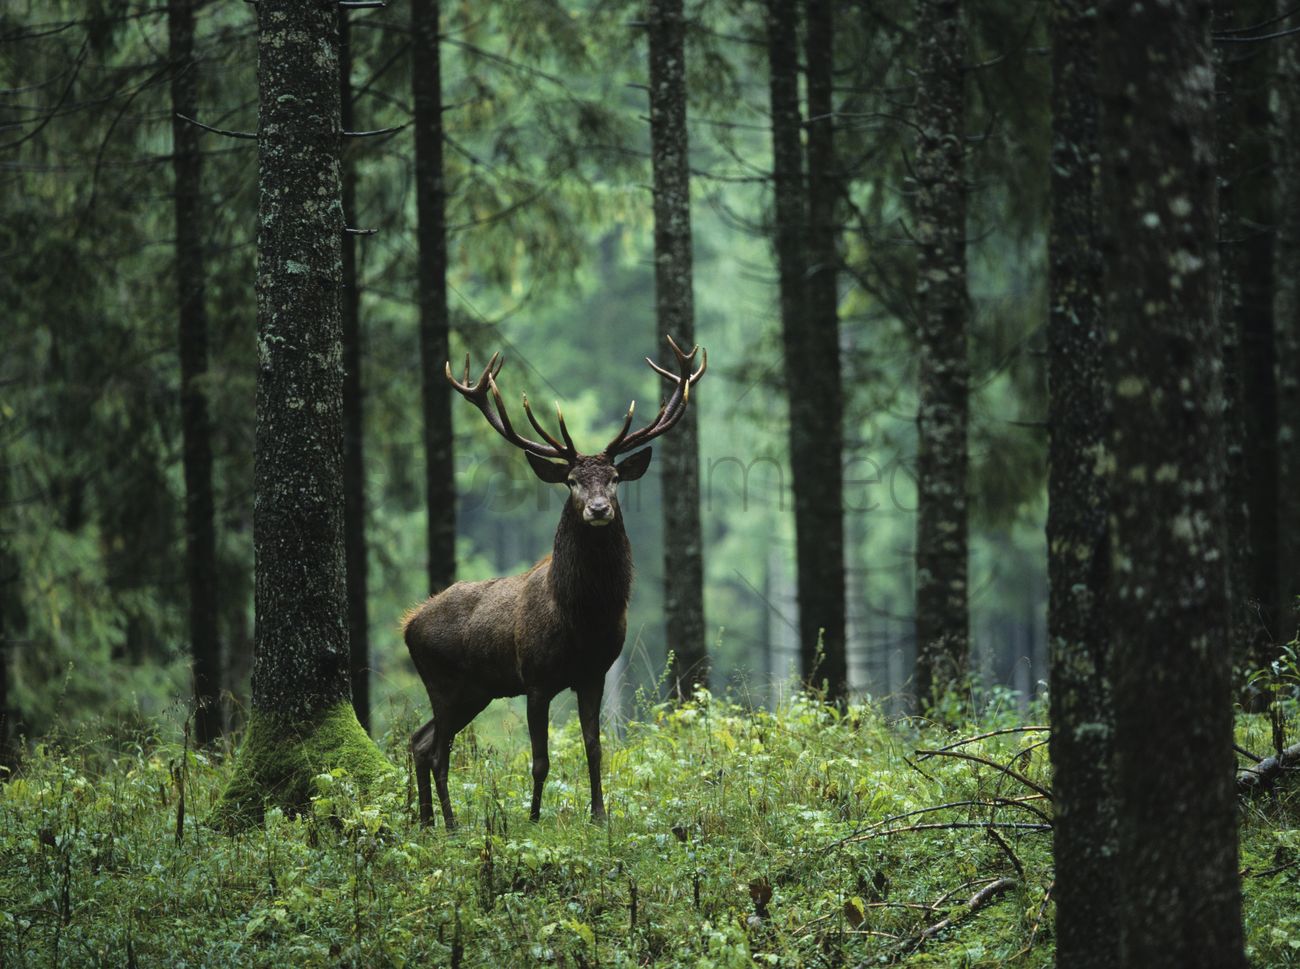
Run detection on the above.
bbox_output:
[526,691,552,822]
[433,695,491,832]
[410,719,438,826]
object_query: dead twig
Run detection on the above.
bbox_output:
[844,821,1050,844]
[916,725,1049,760]
[872,878,1018,963]
[985,827,1024,880]
[912,748,1053,800]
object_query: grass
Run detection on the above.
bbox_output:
[0,691,1297,967]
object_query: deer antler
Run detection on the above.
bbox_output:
[604,334,707,456]
[445,353,578,462]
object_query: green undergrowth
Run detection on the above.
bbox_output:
[0,693,1296,967]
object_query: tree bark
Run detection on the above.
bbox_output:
[1229,1,1279,660]
[1276,0,1300,638]
[647,0,709,699]
[1098,2,1245,964]
[339,9,370,733]
[215,0,389,826]
[801,0,847,703]
[169,0,222,746]
[765,0,846,699]
[912,0,969,710]
[1045,4,1117,966]
[1214,0,1259,682]
[0,462,21,768]
[411,0,457,597]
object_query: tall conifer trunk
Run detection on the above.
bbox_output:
[765,0,846,699]
[801,0,847,702]
[215,0,389,825]
[339,10,370,732]
[411,0,457,596]
[1276,0,1300,638]
[912,0,969,709]
[647,0,708,698]
[1098,1,1245,963]
[1232,1,1279,659]
[169,0,222,745]
[1045,4,1117,965]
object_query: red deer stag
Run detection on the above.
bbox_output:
[404,336,706,828]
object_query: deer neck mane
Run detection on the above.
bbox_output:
[549,500,633,614]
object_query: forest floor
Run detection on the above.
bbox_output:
[0,693,1297,968]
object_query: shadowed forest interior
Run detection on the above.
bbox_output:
[2,0,1299,967]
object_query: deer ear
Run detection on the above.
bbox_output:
[526,451,570,483]
[614,448,652,481]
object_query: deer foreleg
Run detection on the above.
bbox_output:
[577,685,605,822]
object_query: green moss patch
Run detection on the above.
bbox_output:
[211,701,394,829]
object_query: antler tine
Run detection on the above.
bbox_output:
[555,402,577,453]
[521,393,576,458]
[444,352,568,460]
[665,333,699,366]
[486,373,519,437]
[605,400,637,452]
[604,335,706,455]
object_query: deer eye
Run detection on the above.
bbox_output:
[566,476,576,486]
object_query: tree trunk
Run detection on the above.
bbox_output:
[1231,1,1279,660]
[912,0,969,710]
[801,0,847,703]
[339,9,370,733]
[1277,0,1300,639]
[647,0,708,700]
[411,0,457,597]
[169,0,222,746]
[1098,2,1245,964]
[765,0,847,700]
[0,462,21,768]
[214,0,390,826]
[1045,4,1117,966]
[1214,0,1259,682]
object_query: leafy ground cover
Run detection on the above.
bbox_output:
[1,693,1296,967]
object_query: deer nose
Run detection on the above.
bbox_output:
[585,499,612,523]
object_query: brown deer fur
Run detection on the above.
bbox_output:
[404,340,705,828]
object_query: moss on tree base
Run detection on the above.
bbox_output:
[211,702,393,829]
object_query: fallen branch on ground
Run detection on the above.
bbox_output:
[860,878,1017,965]
[1237,741,1300,796]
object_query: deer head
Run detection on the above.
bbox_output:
[445,336,707,527]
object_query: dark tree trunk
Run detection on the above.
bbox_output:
[0,463,21,768]
[801,0,847,702]
[912,0,969,709]
[339,10,370,733]
[765,0,846,699]
[1231,1,1279,660]
[1214,0,1258,678]
[647,0,708,699]
[169,0,222,746]
[1277,0,1300,638]
[1098,2,1245,964]
[1045,4,1117,966]
[215,0,389,826]
[411,0,457,596]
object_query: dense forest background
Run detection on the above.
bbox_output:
[0,0,1053,743]
[4,1,1300,966]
